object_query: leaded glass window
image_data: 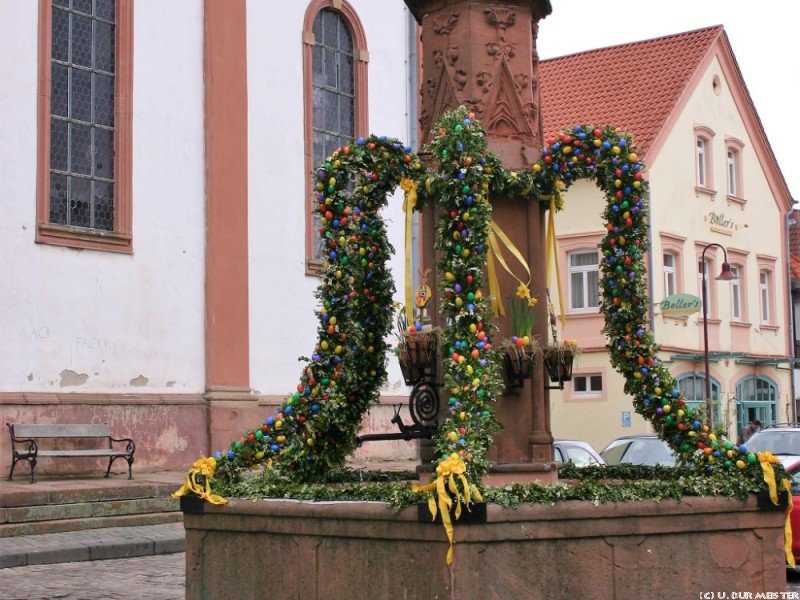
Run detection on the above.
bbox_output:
[49,0,116,231]
[310,9,354,261]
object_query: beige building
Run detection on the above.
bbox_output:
[540,26,795,452]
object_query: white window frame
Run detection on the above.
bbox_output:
[727,148,737,197]
[568,250,600,312]
[698,258,710,301]
[730,265,741,322]
[725,137,745,202]
[760,270,770,324]
[696,137,707,188]
[663,252,677,297]
[694,126,715,192]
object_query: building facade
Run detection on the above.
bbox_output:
[540,27,795,452]
[0,0,421,475]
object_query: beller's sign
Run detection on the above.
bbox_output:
[660,293,702,317]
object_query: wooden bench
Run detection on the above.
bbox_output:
[7,423,135,483]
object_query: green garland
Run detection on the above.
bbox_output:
[200,106,782,500]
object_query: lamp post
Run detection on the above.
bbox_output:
[701,243,738,427]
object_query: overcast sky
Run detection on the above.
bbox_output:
[536,1,799,202]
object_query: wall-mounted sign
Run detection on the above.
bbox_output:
[660,293,702,317]
[705,211,739,236]
[622,411,631,428]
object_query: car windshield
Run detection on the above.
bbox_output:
[603,438,676,466]
[745,430,800,456]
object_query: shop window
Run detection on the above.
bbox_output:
[676,372,721,426]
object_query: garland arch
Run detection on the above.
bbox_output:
[181,106,780,503]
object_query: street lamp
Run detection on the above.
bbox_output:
[701,243,738,427]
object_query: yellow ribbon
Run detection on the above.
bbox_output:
[757,451,779,504]
[172,457,228,505]
[757,451,794,567]
[486,220,531,318]
[784,478,795,568]
[545,193,566,334]
[412,453,483,565]
[400,177,418,325]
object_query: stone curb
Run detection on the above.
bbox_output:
[0,522,185,569]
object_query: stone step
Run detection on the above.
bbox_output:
[0,478,181,537]
[0,510,182,538]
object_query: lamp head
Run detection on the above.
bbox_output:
[716,261,737,281]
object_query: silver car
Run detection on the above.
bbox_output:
[553,439,606,466]
[744,425,800,466]
[600,434,677,467]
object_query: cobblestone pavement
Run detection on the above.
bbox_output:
[2,553,798,599]
[0,552,185,600]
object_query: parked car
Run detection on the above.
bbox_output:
[553,440,605,467]
[600,434,677,467]
[743,425,800,466]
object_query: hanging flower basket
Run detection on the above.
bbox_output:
[396,329,440,385]
[501,338,538,392]
[542,341,579,384]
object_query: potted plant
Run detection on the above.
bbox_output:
[502,284,539,391]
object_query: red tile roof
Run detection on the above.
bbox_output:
[792,256,800,282]
[791,209,800,261]
[539,25,723,156]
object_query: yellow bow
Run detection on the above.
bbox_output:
[757,451,794,567]
[400,177,418,325]
[172,456,228,505]
[412,453,483,565]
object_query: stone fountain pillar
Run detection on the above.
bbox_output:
[405,0,556,481]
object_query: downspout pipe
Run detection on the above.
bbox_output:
[646,186,655,335]
[405,8,420,290]
[786,208,797,423]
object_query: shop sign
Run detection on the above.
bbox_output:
[661,293,702,317]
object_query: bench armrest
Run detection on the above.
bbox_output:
[110,436,136,454]
[10,436,38,457]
